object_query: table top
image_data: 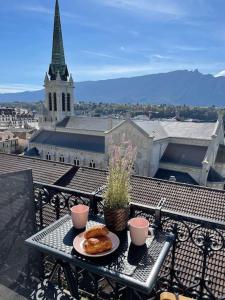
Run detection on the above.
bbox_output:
[26,214,174,294]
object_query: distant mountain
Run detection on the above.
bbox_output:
[1,70,225,106]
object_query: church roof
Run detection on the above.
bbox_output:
[30,130,105,153]
[56,116,124,132]
[134,120,216,140]
[154,168,198,185]
[48,0,68,81]
[160,143,207,167]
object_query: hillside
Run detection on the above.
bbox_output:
[1,70,225,106]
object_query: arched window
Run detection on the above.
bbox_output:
[62,93,66,111]
[89,160,96,168]
[49,93,52,111]
[74,158,80,166]
[46,153,51,161]
[59,155,64,163]
[67,93,71,111]
[54,93,57,111]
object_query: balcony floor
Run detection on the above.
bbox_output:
[0,284,27,300]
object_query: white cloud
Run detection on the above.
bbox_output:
[214,70,225,77]
[70,60,224,81]
[0,84,42,94]
[152,54,172,60]
[19,5,52,15]
[19,5,99,28]
[82,50,119,59]
[95,0,185,17]
[173,45,206,52]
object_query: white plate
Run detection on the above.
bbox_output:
[73,231,120,257]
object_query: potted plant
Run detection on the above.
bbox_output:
[103,139,137,232]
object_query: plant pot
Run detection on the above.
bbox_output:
[104,206,130,232]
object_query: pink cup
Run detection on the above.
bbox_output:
[71,204,89,229]
[128,217,150,246]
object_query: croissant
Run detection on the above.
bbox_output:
[84,236,112,254]
[84,225,109,239]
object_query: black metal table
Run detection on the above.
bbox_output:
[26,214,174,299]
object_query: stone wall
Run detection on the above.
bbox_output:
[106,121,152,177]
[30,142,106,169]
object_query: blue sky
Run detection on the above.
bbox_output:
[1,0,225,92]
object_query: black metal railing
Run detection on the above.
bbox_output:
[34,181,103,230]
[130,202,225,300]
[34,182,225,300]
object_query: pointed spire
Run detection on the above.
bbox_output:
[44,72,49,84]
[69,73,73,82]
[52,0,65,66]
[48,0,69,81]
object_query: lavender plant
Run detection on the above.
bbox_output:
[104,138,137,209]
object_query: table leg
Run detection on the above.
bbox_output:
[126,288,135,300]
[48,261,60,281]
[126,288,144,300]
[60,261,80,299]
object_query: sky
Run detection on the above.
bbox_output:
[2,0,225,93]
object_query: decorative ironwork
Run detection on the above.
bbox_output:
[33,182,225,300]
[34,182,102,229]
[131,204,225,300]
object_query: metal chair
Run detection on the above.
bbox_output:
[0,169,75,300]
[160,292,194,300]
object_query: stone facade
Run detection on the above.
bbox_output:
[0,131,19,154]
[40,73,74,125]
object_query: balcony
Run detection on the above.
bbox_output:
[1,174,225,300]
[31,182,225,299]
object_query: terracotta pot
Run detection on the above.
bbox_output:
[104,206,130,232]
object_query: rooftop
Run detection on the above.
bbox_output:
[1,153,225,223]
[134,119,217,140]
[30,130,105,153]
[154,168,198,185]
[56,116,124,132]
[0,153,73,184]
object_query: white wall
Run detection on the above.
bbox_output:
[106,121,152,177]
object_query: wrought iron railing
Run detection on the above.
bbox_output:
[34,182,225,300]
[34,181,103,230]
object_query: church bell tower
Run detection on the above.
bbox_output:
[43,0,74,124]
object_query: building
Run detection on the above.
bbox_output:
[39,0,74,127]
[0,107,38,129]
[0,131,19,154]
[28,0,225,189]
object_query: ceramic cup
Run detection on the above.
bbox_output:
[71,204,89,229]
[128,217,151,246]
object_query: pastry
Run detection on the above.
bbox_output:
[83,236,112,254]
[84,225,109,239]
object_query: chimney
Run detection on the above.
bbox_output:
[169,176,177,182]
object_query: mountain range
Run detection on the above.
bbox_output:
[1,70,225,106]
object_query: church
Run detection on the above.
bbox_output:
[28,0,225,189]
